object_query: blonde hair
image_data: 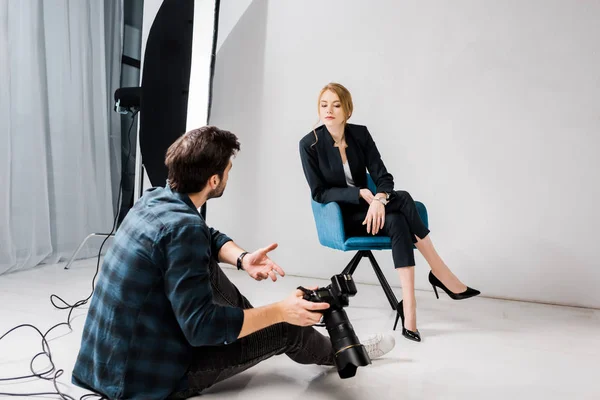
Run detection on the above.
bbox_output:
[312,82,354,146]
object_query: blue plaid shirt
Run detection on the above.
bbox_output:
[72,186,244,399]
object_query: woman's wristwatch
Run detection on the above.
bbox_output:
[375,195,389,206]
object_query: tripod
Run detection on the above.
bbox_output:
[63,233,115,270]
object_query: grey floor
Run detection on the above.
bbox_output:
[1,258,599,399]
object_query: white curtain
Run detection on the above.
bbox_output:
[0,0,123,274]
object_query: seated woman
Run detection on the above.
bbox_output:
[299,83,480,342]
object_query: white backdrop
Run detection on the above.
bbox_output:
[207,0,600,309]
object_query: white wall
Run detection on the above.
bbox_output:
[215,0,253,52]
[209,0,600,309]
[206,0,268,246]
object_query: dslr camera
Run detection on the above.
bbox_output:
[298,274,371,378]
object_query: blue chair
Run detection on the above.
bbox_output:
[310,175,429,324]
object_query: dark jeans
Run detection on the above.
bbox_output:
[342,190,430,267]
[169,260,334,399]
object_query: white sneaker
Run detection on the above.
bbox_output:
[362,333,395,359]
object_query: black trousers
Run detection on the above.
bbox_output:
[342,190,430,268]
[169,260,334,399]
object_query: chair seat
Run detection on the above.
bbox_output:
[343,236,392,251]
[308,174,429,316]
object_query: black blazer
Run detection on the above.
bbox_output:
[299,124,394,205]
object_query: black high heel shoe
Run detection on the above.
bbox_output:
[393,300,421,342]
[429,271,480,300]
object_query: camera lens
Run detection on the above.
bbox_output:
[323,309,371,378]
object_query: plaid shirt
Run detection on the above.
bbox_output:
[72,186,244,399]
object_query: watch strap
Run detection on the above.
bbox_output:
[237,251,249,270]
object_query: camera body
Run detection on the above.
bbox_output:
[301,273,357,310]
[299,274,371,379]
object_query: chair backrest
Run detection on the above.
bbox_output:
[310,199,346,250]
[366,173,376,194]
[309,173,429,251]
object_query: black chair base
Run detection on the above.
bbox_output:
[342,250,398,312]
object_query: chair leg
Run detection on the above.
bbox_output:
[342,251,364,275]
[365,251,398,311]
[64,233,114,270]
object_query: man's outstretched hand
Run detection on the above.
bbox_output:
[243,243,286,282]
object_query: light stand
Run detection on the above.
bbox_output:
[64,89,141,270]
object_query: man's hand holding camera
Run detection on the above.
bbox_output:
[278,287,329,326]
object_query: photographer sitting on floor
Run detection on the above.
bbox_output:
[72,126,395,400]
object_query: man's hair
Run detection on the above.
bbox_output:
[165,126,240,193]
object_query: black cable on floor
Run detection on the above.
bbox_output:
[0,112,137,399]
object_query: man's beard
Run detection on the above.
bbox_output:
[207,180,226,199]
